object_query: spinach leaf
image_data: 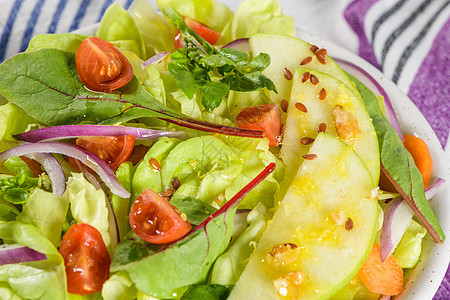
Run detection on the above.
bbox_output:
[171,197,217,226]
[349,74,445,243]
[181,284,231,300]
[162,7,276,111]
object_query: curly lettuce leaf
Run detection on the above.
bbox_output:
[232,0,295,40]
[65,173,111,248]
[0,221,67,300]
[96,3,146,59]
[17,188,69,246]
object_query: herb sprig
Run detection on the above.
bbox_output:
[162,7,277,111]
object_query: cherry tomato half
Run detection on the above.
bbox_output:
[174,17,221,49]
[59,223,111,295]
[236,103,282,147]
[74,135,135,170]
[129,188,192,244]
[76,37,133,92]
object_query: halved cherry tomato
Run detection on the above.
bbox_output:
[129,188,191,244]
[59,223,111,295]
[76,37,133,92]
[236,103,282,147]
[73,135,135,170]
[174,17,221,49]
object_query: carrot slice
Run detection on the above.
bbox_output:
[358,243,403,295]
[403,134,433,187]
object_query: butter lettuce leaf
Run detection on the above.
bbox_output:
[393,219,426,268]
[26,33,87,53]
[0,221,67,300]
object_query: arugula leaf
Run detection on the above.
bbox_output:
[349,74,445,243]
[162,7,277,111]
[0,49,264,138]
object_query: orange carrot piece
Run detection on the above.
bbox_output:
[403,134,433,187]
[358,243,403,295]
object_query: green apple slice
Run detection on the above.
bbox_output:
[280,68,379,187]
[228,133,378,300]
[249,33,359,107]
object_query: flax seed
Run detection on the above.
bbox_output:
[172,177,180,189]
[345,217,354,231]
[284,68,293,80]
[318,122,326,133]
[149,158,161,171]
[315,48,328,56]
[310,74,319,85]
[316,53,328,64]
[301,71,310,83]
[319,88,327,100]
[300,137,315,145]
[300,56,313,65]
[280,99,289,113]
[295,102,307,113]
[302,154,317,160]
[309,45,319,53]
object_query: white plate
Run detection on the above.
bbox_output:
[75,24,449,299]
[295,28,449,300]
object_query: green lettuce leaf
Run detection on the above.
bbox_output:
[65,173,111,248]
[17,188,69,246]
[102,271,138,300]
[128,0,175,56]
[232,0,295,40]
[210,202,270,285]
[96,3,146,59]
[111,162,134,240]
[26,33,87,53]
[0,221,67,300]
[156,0,234,44]
[393,219,426,268]
[181,284,230,300]
[0,103,37,152]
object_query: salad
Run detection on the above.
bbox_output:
[0,0,446,299]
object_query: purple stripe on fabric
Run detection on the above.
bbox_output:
[407,17,450,148]
[344,0,380,68]
[435,265,450,299]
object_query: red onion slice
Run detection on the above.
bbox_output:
[15,125,184,143]
[334,58,404,140]
[0,244,47,266]
[0,142,130,198]
[142,52,170,68]
[222,38,251,52]
[424,177,445,199]
[24,153,66,196]
[380,197,414,262]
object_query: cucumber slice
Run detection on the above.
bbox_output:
[249,33,359,108]
[229,133,378,300]
[280,68,379,187]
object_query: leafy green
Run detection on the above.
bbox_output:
[162,7,276,111]
[17,188,69,246]
[210,202,269,285]
[26,33,87,53]
[0,103,37,152]
[232,0,295,40]
[129,0,175,56]
[0,221,67,300]
[96,3,146,59]
[111,162,134,239]
[102,271,138,300]
[181,284,230,300]
[349,74,445,243]
[65,173,112,248]
[393,219,426,268]
[111,206,235,298]
[171,197,217,225]
[0,173,40,204]
[156,0,234,43]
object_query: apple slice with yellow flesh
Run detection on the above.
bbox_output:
[228,133,378,300]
